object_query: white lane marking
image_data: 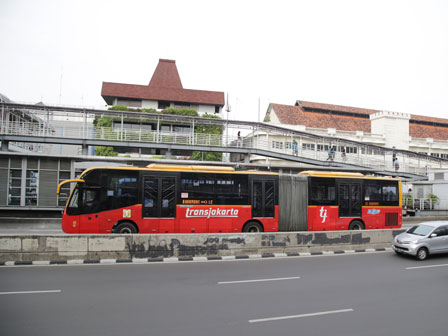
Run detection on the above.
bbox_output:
[249,308,354,323]
[406,263,448,270]
[218,276,300,285]
[0,290,61,295]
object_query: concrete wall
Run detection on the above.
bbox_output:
[370,111,410,150]
[0,230,403,262]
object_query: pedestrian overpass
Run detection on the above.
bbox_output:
[1,102,446,179]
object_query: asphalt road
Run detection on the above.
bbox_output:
[1,252,447,336]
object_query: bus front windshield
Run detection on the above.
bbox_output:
[66,169,139,216]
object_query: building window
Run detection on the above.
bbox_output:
[434,172,444,180]
[302,143,315,151]
[337,146,357,154]
[25,169,38,206]
[174,102,190,109]
[361,147,382,155]
[116,99,142,108]
[158,101,170,109]
[8,169,22,206]
[272,141,283,149]
[113,122,152,131]
[317,145,329,152]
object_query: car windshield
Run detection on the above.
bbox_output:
[406,225,434,236]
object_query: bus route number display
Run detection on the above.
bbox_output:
[182,199,214,205]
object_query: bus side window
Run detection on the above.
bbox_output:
[364,184,382,202]
[382,183,398,202]
[309,178,336,205]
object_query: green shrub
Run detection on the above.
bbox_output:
[108,105,129,111]
[162,108,199,117]
[191,151,223,161]
[427,193,439,207]
[95,146,118,156]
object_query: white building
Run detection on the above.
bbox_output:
[265,100,448,158]
[411,170,448,210]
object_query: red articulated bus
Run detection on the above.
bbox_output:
[57,164,402,234]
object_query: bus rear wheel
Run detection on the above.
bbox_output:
[115,222,138,234]
[243,221,263,233]
[348,220,364,230]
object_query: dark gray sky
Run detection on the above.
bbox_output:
[1,0,447,122]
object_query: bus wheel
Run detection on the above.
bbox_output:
[348,220,364,230]
[115,222,137,234]
[243,221,263,233]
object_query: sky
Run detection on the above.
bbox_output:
[1,0,448,123]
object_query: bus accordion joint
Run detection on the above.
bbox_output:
[56,179,85,195]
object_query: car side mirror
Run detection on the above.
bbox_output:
[430,233,437,238]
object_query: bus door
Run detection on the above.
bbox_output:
[338,181,362,218]
[142,176,176,233]
[78,186,101,233]
[251,178,276,218]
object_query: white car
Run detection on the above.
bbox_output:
[393,221,448,260]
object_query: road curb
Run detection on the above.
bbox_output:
[0,248,393,266]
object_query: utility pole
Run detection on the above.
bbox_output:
[225,93,231,146]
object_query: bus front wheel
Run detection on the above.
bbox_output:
[243,221,263,233]
[348,220,364,230]
[115,222,138,234]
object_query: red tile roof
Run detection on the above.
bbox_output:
[296,100,379,116]
[101,59,224,106]
[297,100,448,127]
[272,100,448,140]
[409,124,448,140]
[102,82,224,106]
[148,59,183,89]
[271,103,371,132]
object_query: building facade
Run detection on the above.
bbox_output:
[264,100,448,159]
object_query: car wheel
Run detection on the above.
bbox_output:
[243,221,263,233]
[115,222,137,234]
[416,247,428,261]
[349,220,364,230]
